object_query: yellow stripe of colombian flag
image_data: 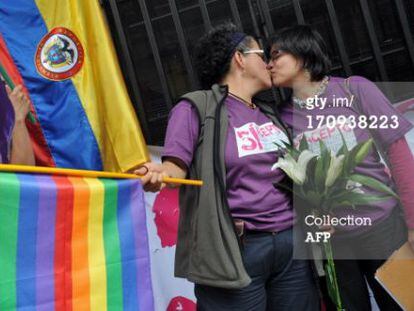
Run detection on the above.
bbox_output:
[35,0,149,172]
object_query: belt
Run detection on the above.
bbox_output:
[234,219,278,237]
[245,230,277,236]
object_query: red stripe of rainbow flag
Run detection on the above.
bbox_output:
[0,172,154,310]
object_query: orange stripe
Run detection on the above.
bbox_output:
[68,177,91,311]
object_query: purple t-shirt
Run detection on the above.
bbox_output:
[280,76,413,232]
[162,96,293,232]
[0,80,14,164]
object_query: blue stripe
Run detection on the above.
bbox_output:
[0,1,103,170]
[16,174,40,309]
[117,180,139,310]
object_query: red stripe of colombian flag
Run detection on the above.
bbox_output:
[0,171,154,310]
[0,34,55,167]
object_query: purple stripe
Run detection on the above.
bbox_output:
[35,175,57,311]
[130,180,154,311]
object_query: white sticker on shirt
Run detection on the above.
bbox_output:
[234,122,290,157]
[294,121,357,155]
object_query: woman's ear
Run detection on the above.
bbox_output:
[233,51,245,71]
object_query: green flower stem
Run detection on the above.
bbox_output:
[324,241,344,311]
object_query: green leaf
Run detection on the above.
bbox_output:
[334,192,392,206]
[280,142,301,160]
[304,190,322,208]
[354,139,373,165]
[314,140,330,192]
[319,138,329,158]
[336,145,347,157]
[298,134,309,152]
[343,139,373,174]
[303,157,318,193]
[348,174,398,198]
[338,130,349,156]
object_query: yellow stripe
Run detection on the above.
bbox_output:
[84,178,107,311]
[35,0,149,172]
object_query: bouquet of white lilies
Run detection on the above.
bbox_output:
[272,135,397,215]
[272,135,397,310]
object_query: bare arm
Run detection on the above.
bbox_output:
[134,157,187,192]
[7,85,35,165]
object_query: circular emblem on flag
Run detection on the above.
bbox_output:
[35,27,84,81]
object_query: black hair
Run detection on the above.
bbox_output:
[194,22,255,89]
[268,25,331,81]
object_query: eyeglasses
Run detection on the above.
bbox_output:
[242,49,266,61]
[269,49,285,61]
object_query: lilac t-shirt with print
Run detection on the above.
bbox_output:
[0,80,14,164]
[162,96,293,232]
[280,76,413,232]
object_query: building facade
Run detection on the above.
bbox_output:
[103,0,414,145]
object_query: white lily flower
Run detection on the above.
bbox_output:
[325,153,345,187]
[345,180,365,194]
[272,150,317,185]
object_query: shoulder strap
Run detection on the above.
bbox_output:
[179,90,219,148]
[179,90,210,125]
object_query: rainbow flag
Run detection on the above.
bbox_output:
[0,171,154,310]
[0,0,149,171]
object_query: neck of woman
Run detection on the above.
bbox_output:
[222,76,255,103]
[291,74,323,100]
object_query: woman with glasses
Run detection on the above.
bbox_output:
[267,25,414,310]
[136,23,319,310]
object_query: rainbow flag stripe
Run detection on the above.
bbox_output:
[0,172,154,310]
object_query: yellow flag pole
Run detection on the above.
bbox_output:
[0,164,203,187]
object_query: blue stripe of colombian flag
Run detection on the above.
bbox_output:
[16,174,40,309]
[0,1,103,170]
[117,179,140,310]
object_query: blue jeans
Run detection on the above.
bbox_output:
[195,228,320,311]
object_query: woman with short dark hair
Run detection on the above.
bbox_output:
[267,24,414,310]
[137,23,320,310]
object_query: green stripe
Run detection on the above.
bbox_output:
[102,179,124,311]
[0,173,20,310]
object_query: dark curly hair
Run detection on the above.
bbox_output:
[269,25,331,81]
[194,23,255,89]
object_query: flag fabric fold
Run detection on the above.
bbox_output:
[0,0,149,171]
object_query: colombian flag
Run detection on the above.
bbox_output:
[0,0,149,172]
[0,170,154,310]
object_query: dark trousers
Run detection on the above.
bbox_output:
[330,208,407,311]
[195,228,320,311]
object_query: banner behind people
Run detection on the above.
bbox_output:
[0,0,149,171]
[145,146,196,311]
